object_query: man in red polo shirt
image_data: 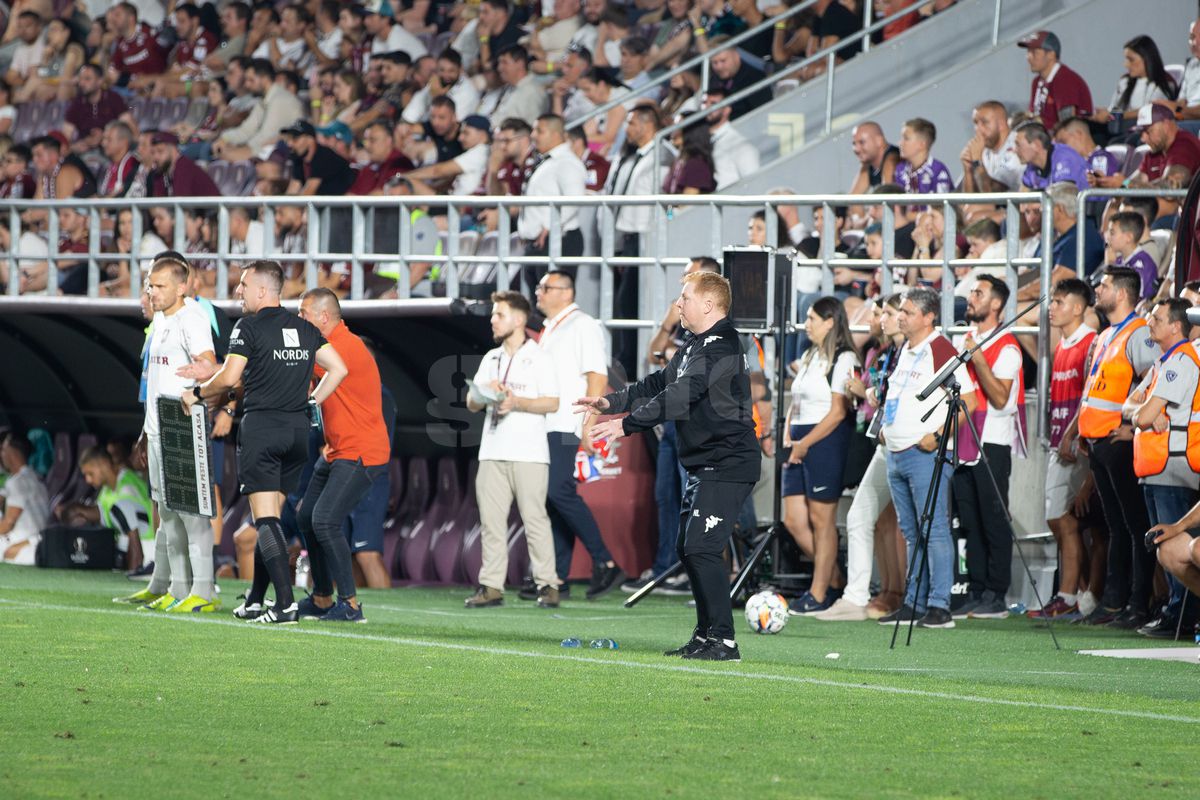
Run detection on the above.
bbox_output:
[294,288,391,622]
[106,2,167,87]
[148,132,221,197]
[349,120,414,195]
[1019,31,1093,129]
[142,3,220,96]
[1093,105,1200,188]
[63,64,131,156]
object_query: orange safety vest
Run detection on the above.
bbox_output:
[1078,313,1147,439]
[1133,341,1200,477]
[751,336,765,438]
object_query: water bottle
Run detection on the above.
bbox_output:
[589,638,619,650]
[295,550,311,590]
[560,638,582,648]
[1008,602,1026,615]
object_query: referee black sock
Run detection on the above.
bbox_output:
[247,544,270,606]
[256,517,295,611]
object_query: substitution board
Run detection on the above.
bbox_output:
[155,397,216,518]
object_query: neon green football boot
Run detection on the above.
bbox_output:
[113,588,164,605]
[166,594,221,614]
[136,593,176,612]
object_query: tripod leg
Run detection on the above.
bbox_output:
[729,525,778,601]
[623,561,684,608]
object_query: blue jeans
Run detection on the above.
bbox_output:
[886,446,954,612]
[653,421,687,575]
[1142,484,1198,620]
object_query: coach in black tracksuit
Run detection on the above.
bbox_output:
[581,272,758,661]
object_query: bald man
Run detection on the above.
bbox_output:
[847,122,900,226]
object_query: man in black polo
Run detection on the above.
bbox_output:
[579,271,758,661]
[283,120,357,196]
[183,260,348,624]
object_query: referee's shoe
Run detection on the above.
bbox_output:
[682,638,741,662]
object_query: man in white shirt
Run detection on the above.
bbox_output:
[0,432,50,565]
[706,89,759,191]
[465,291,562,608]
[3,11,46,87]
[405,114,491,197]
[519,114,587,263]
[403,49,481,124]
[533,270,628,599]
[961,100,1024,193]
[879,287,977,630]
[213,60,305,162]
[252,4,315,74]
[137,255,222,613]
[950,275,1025,621]
[365,0,428,62]
[491,44,550,127]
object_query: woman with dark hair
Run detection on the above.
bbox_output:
[663,123,715,194]
[782,295,860,615]
[579,67,632,155]
[747,209,791,248]
[1091,35,1178,125]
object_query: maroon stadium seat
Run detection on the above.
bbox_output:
[427,458,467,584]
[457,463,484,584]
[395,456,434,579]
[44,431,74,501]
[1125,144,1150,177]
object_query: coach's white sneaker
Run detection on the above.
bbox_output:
[813,598,869,621]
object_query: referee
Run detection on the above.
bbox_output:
[580,271,758,661]
[183,260,348,624]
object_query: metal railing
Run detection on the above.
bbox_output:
[1074,187,1186,281]
[2,190,1058,430]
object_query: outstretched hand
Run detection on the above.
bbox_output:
[177,357,218,382]
[589,416,626,446]
[573,395,610,425]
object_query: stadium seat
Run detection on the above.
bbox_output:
[127,97,147,126]
[841,230,864,252]
[50,433,98,511]
[1125,144,1150,177]
[44,431,74,501]
[380,458,405,583]
[428,458,467,584]
[39,100,68,137]
[139,98,168,133]
[207,159,230,191]
[457,463,483,585]
[164,97,197,129]
[1166,63,1184,88]
[457,230,479,256]
[475,230,499,257]
[395,456,435,580]
[1150,229,1173,261]
[10,103,37,146]
[228,160,256,195]
[1104,143,1130,171]
[432,30,454,56]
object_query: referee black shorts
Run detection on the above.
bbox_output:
[237,412,310,496]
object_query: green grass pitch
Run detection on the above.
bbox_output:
[2,565,1199,799]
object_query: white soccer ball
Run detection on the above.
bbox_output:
[744,590,789,634]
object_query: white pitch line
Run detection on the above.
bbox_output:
[366,602,680,622]
[3,597,1198,726]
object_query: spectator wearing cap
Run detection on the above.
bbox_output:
[1015,121,1089,192]
[149,131,222,197]
[1095,104,1200,189]
[525,0,583,73]
[705,87,759,190]
[1054,117,1123,183]
[105,2,168,87]
[3,11,46,89]
[551,43,595,123]
[708,47,771,121]
[492,44,550,127]
[349,49,413,135]
[1019,30,1093,129]
[350,120,414,194]
[894,117,952,196]
[474,0,524,70]
[316,120,356,160]
[519,114,587,262]
[253,3,315,74]
[402,48,481,124]
[63,64,132,157]
[283,119,357,196]
[406,113,491,197]
[365,0,428,62]
[212,58,305,161]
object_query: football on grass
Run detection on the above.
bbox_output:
[744,591,789,634]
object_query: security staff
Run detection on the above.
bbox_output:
[1069,267,1160,627]
[184,260,348,625]
[580,271,758,661]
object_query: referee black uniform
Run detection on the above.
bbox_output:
[228,304,327,621]
[602,315,758,660]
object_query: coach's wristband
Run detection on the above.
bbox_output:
[192,385,203,401]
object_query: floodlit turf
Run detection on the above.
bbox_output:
[2,566,1199,799]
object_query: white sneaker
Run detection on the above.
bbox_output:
[813,598,869,621]
[1077,590,1098,617]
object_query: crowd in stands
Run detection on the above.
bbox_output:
[0,0,971,303]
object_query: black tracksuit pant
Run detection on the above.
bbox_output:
[678,474,755,641]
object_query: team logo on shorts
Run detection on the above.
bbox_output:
[282,329,300,347]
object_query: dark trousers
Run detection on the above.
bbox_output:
[1088,437,1154,613]
[953,444,1013,596]
[679,474,755,641]
[522,228,583,289]
[653,421,686,575]
[297,457,383,600]
[547,432,612,581]
[613,233,640,379]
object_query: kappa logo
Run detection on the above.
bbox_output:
[702,335,720,347]
[282,328,300,347]
[704,515,722,532]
